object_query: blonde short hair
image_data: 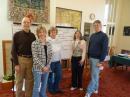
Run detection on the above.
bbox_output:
[36,25,47,38]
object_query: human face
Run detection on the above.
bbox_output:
[50,30,57,39]
[93,23,102,32]
[75,31,81,40]
[38,29,46,40]
[21,17,31,32]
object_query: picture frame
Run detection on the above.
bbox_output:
[56,7,82,30]
[123,26,130,36]
[2,40,12,75]
[8,0,50,24]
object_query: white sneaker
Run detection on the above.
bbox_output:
[84,93,90,97]
[99,66,104,70]
[94,90,98,94]
[70,87,76,91]
[79,88,83,91]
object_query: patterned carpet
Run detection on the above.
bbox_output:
[0,64,130,97]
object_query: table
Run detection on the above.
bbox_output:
[109,55,130,69]
[61,59,71,68]
[0,81,13,90]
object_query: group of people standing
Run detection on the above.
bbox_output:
[11,16,63,97]
[11,16,108,97]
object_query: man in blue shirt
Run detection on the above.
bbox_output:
[85,20,108,97]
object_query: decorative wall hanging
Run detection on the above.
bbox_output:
[123,26,130,36]
[8,0,50,24]
[56,7,82,30]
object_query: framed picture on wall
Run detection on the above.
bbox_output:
[123,26,130,36]
[2,40,12,75]
[56,7,82,30]
[8,0,50,24]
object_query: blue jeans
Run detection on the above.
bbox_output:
[86,58,100,96]
[32,71,49,97]
[48,61,62,92]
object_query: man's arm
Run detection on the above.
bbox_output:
[100,34,109,62]
[11,33,19,66]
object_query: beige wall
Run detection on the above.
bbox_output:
[0,0,105,76]
[56,0,105,32]
[113,0,130,53]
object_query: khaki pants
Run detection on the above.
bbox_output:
[15,56,34,97]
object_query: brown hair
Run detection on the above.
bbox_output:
[73,30,82,40]
[36,25,47,38]
[48,27,58,36]
[93,20,102,25]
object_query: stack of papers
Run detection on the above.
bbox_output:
[118,54,128,57]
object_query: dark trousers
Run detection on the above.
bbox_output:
[48,61,62,92]
[71,56,84,88]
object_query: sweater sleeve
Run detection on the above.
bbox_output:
[100,34,108,62]
[31,41,44,68]
[81,40,86,62]
[11,33,19,66]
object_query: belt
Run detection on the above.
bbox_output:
[18,54,32,58]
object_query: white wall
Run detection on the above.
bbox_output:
[0,0,13,77]
[0,0,105,76]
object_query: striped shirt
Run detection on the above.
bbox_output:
[31,39,53,71]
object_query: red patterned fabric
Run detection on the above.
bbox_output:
[0,66,130,97]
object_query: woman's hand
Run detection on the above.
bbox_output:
[41,66,49,72]
[79,60,84,66]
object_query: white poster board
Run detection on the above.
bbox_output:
[57,26,77,59]
[12,24,37,35]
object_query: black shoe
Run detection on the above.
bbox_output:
[49,91,57,95]
[55,90,64,94]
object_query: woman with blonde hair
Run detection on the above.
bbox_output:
[32,25,53,97]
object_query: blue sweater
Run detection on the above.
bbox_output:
[88,31,108,62]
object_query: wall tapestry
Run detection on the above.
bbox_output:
[8,0,50,23]
[56,7,82,30]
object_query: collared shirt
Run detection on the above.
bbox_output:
[11,30,36,65]
[48,37,62,62]
[31,39,53,71]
